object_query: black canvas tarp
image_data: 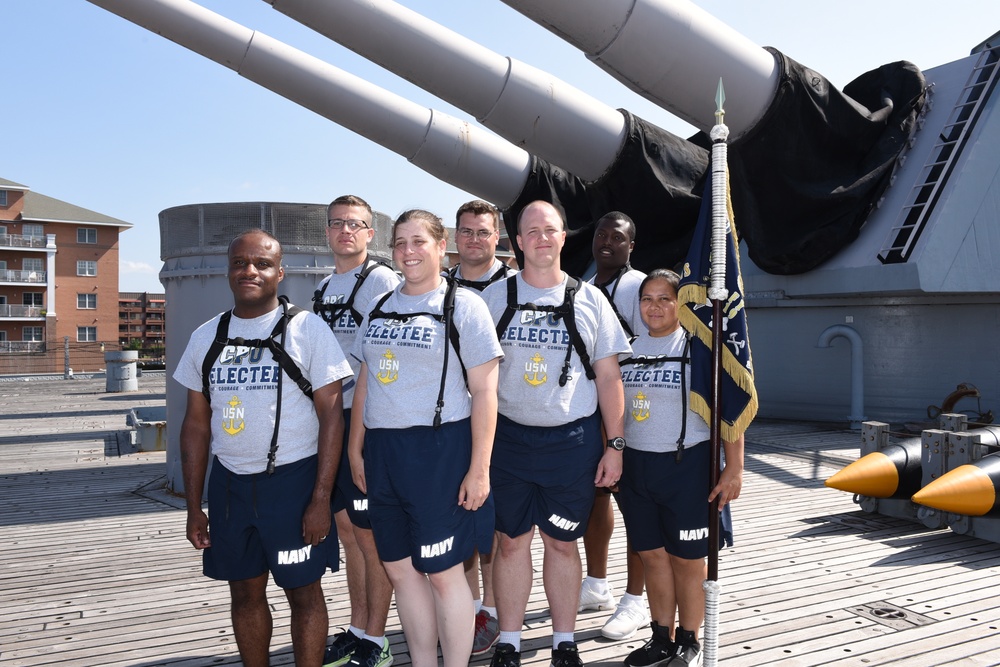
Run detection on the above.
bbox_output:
[502,50,926,277]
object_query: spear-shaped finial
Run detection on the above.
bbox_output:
[715,78,726,126]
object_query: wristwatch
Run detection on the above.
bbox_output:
[607,437,626,451]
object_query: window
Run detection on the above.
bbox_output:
[22,224,43,238]
[77,294,97,309]
[0,331,6,342]
[23,293,43,307]
[77,260,97,276]
[77,228,97,244]
[23,327,43,342]
[0,191,7,206]
[0,261,6,272]
[23,258,43,273]
[77,326,97,342]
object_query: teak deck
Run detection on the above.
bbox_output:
[1,376,998,666]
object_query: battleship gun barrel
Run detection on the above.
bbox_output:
[265,0,627,182]
[85,0,531,207]
[499,0,779,138]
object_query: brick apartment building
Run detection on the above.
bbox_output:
[119,291,165,360]
[0,177,132,375]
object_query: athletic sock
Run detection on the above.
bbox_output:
[499,631,521,652]
[584,575,609,594]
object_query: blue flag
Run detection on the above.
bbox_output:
[677,162,758,442]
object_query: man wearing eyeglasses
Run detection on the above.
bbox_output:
[443,199,516,657]
[447,200,516,292]
[315,195,400,667]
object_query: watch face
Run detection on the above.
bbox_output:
[609,437,626,450]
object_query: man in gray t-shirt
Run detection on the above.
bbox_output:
[482,200,630,667]
[581,211,651,641]
[313,194,398,667]
[176,229,351,667]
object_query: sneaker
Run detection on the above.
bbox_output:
[624,622,676,667]
[669,627,702,667]
[550,641,583,667]
[472,609,501,655]
[578,578,615,612]
[323,630,360,667]
[601,598,650,640]
[490,642,521,667]
[346,637,393,667]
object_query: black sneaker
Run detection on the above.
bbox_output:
[550,641,583,667]
[323,630,361,667]
[624,622,676,667]
[668,626,701,667]
[490,642,521,667]
[346,637,393,667]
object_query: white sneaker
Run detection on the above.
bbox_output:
[601,599,650,640]
[578,578,615,612]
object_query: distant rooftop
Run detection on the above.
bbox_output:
[1,177,133,229]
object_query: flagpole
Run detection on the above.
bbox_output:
[703,78,730,667]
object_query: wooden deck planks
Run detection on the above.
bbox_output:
[2,377,999,666]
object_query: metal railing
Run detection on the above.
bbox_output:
[0,233,47,249]
[0,269,47,283]
[0,341,45,354]
[0,305,45,318]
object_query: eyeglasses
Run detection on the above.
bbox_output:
[457,228,496,240]
[328,218,369,231]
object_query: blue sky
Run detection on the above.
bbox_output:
[8,0,999,293]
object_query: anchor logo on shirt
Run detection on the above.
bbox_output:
[377,349,399,384]
[524,352,547,386]
[632,391,651,422]
[222,396,246,435]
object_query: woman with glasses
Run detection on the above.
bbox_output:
[348,209,503,667]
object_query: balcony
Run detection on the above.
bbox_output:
[0,341,45,354]
[0,269,46,285]
[0,233,47,250]
[0,305,45,320]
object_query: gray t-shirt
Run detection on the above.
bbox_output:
[353,281,503,429]
[449,258,518,290]
[620,329,710,453]
[174,304,353,474]
[482,273,632,427]
[315,260,400,406]
[589,267,647,338]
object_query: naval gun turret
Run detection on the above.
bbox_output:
[265,0,925,276]
[84,0,1000,452]
[91,0,925,277]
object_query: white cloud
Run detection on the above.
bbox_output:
[120,260,158,274]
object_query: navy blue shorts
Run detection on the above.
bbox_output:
[363,418,494,574]
[332,410,371,529]
[205,455,339,589]
[491,411,603,541]
[616,442,734,559]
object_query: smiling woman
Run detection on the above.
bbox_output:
[349,207,503,666]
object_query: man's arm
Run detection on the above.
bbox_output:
[348,364,369,494]
[592,354,625,488]
[180,389,213,550]
[302,380,344,546]
[709,434,745,509]
[458,357,500,512]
